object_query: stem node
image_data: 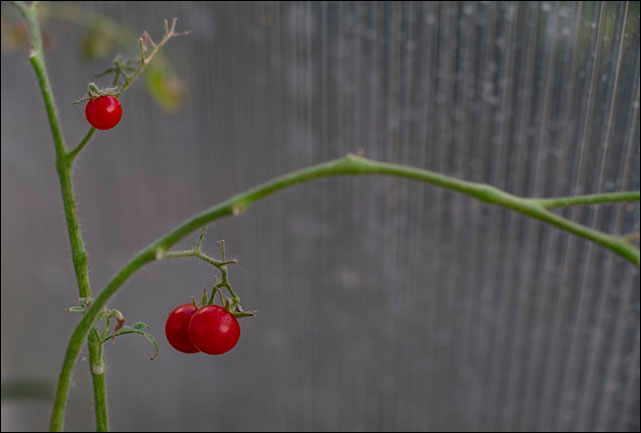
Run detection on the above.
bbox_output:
[92,363,105,375]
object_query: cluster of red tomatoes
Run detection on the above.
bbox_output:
[85,96,242,356]
[165,303,240,355]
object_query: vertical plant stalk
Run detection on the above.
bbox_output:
[88,329,108,431]
[8,2,108,431]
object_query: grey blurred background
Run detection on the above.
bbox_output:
[1,1,640,431]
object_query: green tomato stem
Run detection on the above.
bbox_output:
[8,2,108,431]
[536,191,640,209]
[69,127,96,162]
[163,248,239,307]
[88,329,108,432]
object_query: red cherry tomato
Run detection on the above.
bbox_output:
[188,305,240,355]
[165,303,199,354]
[85,95,122,130]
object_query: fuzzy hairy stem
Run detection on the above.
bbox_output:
[8,2,107,431]
[11,5,190,429]
[69,127,96,161]
[88,329,108,432]
[537,191,640,209]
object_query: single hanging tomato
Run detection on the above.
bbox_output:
[85,95,122,130]
[165,303,199,354]
[188,305,240,355]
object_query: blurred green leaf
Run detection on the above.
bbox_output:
[0,15,30,53]
[145,63,186,113]
[80,20,115,61]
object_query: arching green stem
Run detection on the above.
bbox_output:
[48,153,639,430]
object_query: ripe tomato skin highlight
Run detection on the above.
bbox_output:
[165,303,200,354]
[85,95,122,130]
[188,305,240,355]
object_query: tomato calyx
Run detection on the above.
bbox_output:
[87,82,119,99]
[189,287,256,319]
[74,82,120,104]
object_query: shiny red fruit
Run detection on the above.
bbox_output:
[85,95,122,130]
[188,305,240,355]
[165,303,199,354]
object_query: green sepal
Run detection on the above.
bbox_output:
[200,288,208,307]
[232,311,257,319]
